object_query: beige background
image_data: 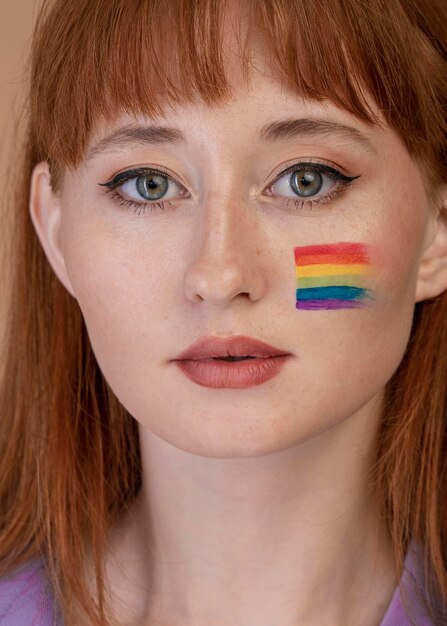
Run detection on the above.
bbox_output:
[0,1,41,345]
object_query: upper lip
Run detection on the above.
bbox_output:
[172,335,291,360]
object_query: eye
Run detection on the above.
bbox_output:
[120,172,183,202]
[99,167,186,205]
[269,162,358,203]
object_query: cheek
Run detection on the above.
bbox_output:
[292,239,419,414]
[61,224,176,376]
[294,239,419,312]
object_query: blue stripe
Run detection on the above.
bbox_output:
[296,286,368,301]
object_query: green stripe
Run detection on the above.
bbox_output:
[296,274,365,288]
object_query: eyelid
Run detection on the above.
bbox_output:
[260,159,360,206]
[257,159,360,214]
[268,160,359,188]
[99,166,184,190]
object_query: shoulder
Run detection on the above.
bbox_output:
[0,557,62,625]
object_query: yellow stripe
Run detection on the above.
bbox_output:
[296,263,368,277]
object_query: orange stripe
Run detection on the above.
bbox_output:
[296,252,369,266]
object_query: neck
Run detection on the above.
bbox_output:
[99,391,397,626]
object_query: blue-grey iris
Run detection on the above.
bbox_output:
[136,174,168,200]
[290,170,323,197]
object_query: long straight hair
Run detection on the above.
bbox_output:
[0,1,446,624]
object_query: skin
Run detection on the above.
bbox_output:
[29,60,447,625]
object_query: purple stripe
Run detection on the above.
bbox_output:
[296,299,366,310]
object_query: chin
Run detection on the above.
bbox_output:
[137,407,331,460]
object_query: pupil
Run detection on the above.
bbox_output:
[290,170,323,197]
[137,174,168,200]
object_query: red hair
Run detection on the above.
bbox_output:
[1,1,446,624]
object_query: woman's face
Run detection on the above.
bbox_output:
[32,67,442,458]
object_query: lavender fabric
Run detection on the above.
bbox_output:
[0,558,62,625]
[380,542,435,626]
[0,543,438,625]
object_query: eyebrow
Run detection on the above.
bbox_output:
[87,125,185,159]
[87,117,375,159]
[259,118,376,153]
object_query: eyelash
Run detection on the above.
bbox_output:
[99,166,180,215]
[99,162,359,215]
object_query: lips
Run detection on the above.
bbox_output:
[172,335,291,361]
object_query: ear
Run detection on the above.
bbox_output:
[29,161,76,298]
[415,188,447,303]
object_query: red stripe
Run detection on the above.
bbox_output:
[294,243,367,263]
[296,252,368,266]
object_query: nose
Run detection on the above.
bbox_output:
[183,195,266,306]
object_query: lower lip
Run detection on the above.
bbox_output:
[173,355,291,388]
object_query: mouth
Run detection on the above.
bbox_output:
[210,355,256,361]
[173,334,291,362]
[171,335,292,388]
[173,353,291,388]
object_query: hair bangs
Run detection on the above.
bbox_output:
[30,0,446,187]
[31,0,232,181]
[253,0,446,179]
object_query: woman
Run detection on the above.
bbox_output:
[0,0,446,624]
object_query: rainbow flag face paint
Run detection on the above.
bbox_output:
[294,242,373,310]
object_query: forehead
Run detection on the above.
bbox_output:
[85,69,382,163]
